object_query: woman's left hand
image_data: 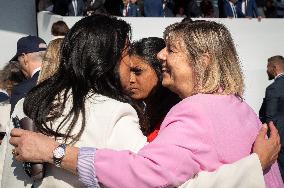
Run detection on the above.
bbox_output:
[9,128,59,163]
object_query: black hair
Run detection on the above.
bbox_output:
[128,37,181,135]
[24,15,146,144]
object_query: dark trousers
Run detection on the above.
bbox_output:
[278,147,284,181]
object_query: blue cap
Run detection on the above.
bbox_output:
[11,35,47,61]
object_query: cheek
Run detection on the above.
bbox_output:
[136,75,158,99]
[118,66,130,91]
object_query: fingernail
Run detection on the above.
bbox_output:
[263,124,268,129]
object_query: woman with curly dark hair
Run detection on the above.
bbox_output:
[0,62,25,103]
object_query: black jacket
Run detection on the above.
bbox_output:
[259,75,284,145]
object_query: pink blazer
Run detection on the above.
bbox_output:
[95,94,283,188]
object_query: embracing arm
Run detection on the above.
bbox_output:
[180,123,280,188]
[9,123,280,188]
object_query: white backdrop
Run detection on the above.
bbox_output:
[0,0,37,68]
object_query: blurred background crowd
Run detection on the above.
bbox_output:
[36,0,284,19]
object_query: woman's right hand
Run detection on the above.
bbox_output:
[253,122,281,170]
[9,128,59,163]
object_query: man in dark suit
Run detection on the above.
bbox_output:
[68,0,86,16]
[236,0,261,19]
[10,35,47,113]
[224,0,239,17]
[259,55,284,180]
[53,0,85,16]
[144,0,163,17]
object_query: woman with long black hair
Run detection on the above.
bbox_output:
[3,14,147,187]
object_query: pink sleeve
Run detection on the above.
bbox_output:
[95,101,218,188]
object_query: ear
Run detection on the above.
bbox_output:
[22,54,29,66]
[201,53,212,67]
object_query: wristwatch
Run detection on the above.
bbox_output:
[53,144,66,167]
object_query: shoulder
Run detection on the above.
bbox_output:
[86,94,138,118]
[275,76,284,85]
[163,94,208,126]
[266,79,283,92]
[167,94,207,113]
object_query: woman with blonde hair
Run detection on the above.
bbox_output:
[37,38,63,84]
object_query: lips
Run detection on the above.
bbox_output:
[162,67,170,74]
[128,88,139,94]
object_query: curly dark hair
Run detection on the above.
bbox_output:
[24,15,146,144]
[0,61,26,96]
[128,37,181,135]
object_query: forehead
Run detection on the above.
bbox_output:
[166,33,186,50]
[129,55,148,67]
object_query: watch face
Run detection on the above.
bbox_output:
[53,147,65,159]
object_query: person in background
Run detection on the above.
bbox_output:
[0,62,25,103]
[37,38,64,84]
[104,0,124,16]
[0,61,25,138]
[184,0,200,17]
[122,0,140,17]
[10,35,47,113]
[237,0,261,21]
[275,0,284,18]
[163,0,175,17]
[176,7,187,17]
[224,0,239,18]
[37,0,54,12]
[51,21,69,39]
[9,17,283,188]
[84,0,108,16]
[0,61,25,184]
[143,0,163,16]
[264,0,278,17]
[218,0,226,17]
[200,0,214,17]
[52,0,85,16]
[259,55,284,180]
[67,0,85,16]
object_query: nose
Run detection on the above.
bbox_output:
[157,47,167,62]
[129,72,136,84]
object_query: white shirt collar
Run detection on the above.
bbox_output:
[0,89,8,96]
[31,67,41,78]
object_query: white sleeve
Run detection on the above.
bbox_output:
[0,104,10,132]
[106,103,147,153]
[179,153,265,188]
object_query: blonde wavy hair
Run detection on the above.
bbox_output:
[38,38,63,84]
[164,20,244,98]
